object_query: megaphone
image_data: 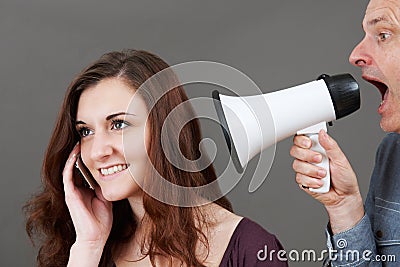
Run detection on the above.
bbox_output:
[213,74,360,193]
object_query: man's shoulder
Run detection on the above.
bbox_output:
[382,132,400,144]
[377,132,400,155]
[373,132,400,182]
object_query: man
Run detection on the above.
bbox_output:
[290,0,400,266]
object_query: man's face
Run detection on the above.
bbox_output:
[349,0,400,133]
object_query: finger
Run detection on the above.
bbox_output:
[290,145,323,164]
[62,143,81,193]
[318,130,348,164]
[293,135,312,149]
[295,173,324,189]
[292,159,327,179]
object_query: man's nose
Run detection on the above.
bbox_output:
[349,36,371,67]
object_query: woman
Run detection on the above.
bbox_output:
[25,50,287,266]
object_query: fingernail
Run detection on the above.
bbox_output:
[303,140,311,147]
[313,154,322,162]
[69,154,76,162]
[321,130,328,139]
[318,169,326,178]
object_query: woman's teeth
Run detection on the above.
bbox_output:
[101,164,128,176]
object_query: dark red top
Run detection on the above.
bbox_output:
[111,217,288,267]
[219,217,288,267]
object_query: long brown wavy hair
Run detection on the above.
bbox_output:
[24,49,232,267]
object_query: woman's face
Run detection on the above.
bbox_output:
[75,78,149,201]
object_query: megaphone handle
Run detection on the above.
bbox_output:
[297,122,330,193]
[307,133,330,193]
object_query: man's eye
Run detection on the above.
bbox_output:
[378,32,391,42]
[111,119,130,130]
[78,127,93,137]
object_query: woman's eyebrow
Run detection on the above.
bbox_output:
[75,112,136,126]
[105,112,136,120]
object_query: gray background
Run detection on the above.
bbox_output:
[1,0,383,266]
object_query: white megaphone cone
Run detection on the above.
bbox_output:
[213,74,360,193]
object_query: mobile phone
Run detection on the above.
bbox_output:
[74,154,97,190]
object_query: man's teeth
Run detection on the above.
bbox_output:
[380,90,389,106]
[101,164,128,176]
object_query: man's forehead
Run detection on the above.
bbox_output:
[364,0,400,26]
[366,0,400,16]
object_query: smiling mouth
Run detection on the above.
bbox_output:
[99,164,130,176]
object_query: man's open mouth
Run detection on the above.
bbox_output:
[366,79,388,101]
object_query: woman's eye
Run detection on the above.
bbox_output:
[111,120,130,130]
[78,127,93,137]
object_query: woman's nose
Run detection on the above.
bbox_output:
[90,132,113,161]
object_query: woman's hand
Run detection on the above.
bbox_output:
[62,143,113,265]
[290,130,364,233]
